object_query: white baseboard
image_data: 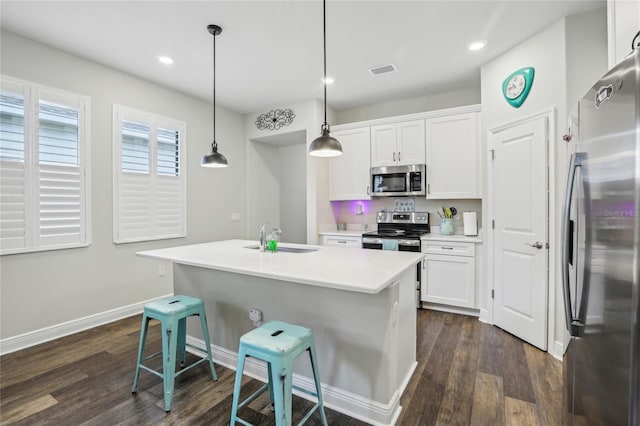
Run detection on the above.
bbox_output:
[550,340,564,360]
[0,294,172,356]
[186,335,408,426]
[421,303,480,317]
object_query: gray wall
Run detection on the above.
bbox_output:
[0,31,247,340]
[278,143,307,244]
[336,86,480,124]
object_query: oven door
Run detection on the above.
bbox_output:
[362,237,422,308]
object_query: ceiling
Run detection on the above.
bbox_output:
[0,1,604,115]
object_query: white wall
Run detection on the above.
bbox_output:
[480,7,607,352]
[279,143,307,243]
[336,86,480,124]
[246,137,307,244]
[0,31,246,341]
[244,99,334,245]
[607,0,640,67]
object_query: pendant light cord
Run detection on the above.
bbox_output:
[213,30,217,146]
[323,0,327,126]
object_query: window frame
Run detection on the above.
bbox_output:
[112,104,187,244]
[0,75,91,255]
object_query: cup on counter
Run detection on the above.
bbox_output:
[439,218,454,235]
[268,239,278,252]
[337,222,347,231]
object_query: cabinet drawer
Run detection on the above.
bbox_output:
[422,241,475,256]
[322,236,361,248]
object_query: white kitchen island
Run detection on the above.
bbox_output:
[137,239,423,425]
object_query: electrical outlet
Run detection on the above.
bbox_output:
[158,265,166,276]
[249,308,262,326]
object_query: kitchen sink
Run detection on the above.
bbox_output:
[244,244,318,254]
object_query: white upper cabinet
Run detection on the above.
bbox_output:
[371,120,425,167]
[329,127,371,200]
[425,112,481,199]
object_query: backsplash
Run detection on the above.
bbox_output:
[330,198,482,233]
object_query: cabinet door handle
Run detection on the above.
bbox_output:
[422,259,425,269]
[427,183,430,194]
[393,152,396,162]
[441,246,454,250]
[338,240,347,244]
[398,151,401,161]
[367,185,370,195]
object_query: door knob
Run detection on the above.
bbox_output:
[526,241,544,249]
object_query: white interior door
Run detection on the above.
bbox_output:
[490,115,548,350]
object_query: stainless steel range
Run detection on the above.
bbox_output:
[362,211,429,308]
[362,211,430,252]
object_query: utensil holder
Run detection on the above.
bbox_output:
[439,218,454,235]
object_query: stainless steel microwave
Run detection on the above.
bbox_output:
[371,164,426,197]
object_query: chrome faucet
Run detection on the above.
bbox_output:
[259,221,270,252]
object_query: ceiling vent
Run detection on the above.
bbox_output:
[368,64,396,76]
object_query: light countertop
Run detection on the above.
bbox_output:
[137,239,423,295]
[421,232,482,243]
[318,230,366,237]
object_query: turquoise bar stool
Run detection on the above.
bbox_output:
[131,295,218,411]
[230,320,328,426]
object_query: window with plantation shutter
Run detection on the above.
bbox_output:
[0,76,90,255]
[113,104,186,243]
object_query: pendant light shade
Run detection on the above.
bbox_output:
[201,141,228,167]
[309,0,342,157]
[201,24,228,168]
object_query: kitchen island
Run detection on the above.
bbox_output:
[137,239,423,425]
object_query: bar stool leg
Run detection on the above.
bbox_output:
[177,317,187,368]
[267,362,275,411]
[308,342,328,426]
[269,359,288,426]
[230,346,247,425]
[131,314,150,393]
[198,309,218,381]
[281,365,294,426]
[162,319,179,411]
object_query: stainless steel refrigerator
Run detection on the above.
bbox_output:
[562,48,639,424]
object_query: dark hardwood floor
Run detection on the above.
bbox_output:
[0,309,562,425]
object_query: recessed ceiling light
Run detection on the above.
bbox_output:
[467,40,486,51]
[157,55,174,65]
[323,76,334,85]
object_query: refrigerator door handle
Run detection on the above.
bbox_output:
[562,152,585,336]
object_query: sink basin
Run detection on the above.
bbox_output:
[244,244,318,254]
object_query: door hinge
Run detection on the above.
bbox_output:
[490,149,495,160]
[491,289,495,299]
[492,220,495,229]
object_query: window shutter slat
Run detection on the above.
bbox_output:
[117,172,152,241]
[0,159,26,251]
[38,163,82,246]
[155,175,183,236]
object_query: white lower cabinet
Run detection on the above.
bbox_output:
[322,235,361,248]
[421,241,475,308]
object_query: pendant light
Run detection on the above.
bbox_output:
[309,0,342,157]
[201,24,228,168]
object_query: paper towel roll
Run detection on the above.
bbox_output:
[463,212,478,236]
